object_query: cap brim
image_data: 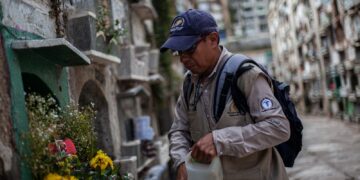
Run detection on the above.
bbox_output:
[160,35,200,53]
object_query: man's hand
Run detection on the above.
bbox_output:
[191,133,217,164]
[177,163,187,180]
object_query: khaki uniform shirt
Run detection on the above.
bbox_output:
[169,47,290,180]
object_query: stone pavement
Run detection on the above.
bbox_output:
[286,115,360,180]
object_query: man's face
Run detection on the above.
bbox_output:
[175,35,216,75]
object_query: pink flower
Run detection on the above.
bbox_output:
[64,138,77,155]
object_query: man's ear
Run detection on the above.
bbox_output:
[207,32,219,46]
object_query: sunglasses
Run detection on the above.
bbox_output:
[171,37,204,57]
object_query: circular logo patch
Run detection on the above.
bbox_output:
[261,98,273,110]
[171,17,184,28]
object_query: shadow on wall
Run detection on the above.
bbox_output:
[22,73,59,104]
[79,80,114,158]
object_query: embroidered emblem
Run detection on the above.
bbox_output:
[170,17,185,32]
[171,17,184,27]
[261,98,273,110]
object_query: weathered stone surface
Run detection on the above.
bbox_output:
[72,0,97,13]
[0,36,17,180]
[2,0,57,38]
[130,0,158,20]
[67,12,97,51]
[116,45,150,81]
[287,115,360,180]
[11,38,90,66]
[84,50,121,64]
[114,156,138,180]
[68,64,122,159]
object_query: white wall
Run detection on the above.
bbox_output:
[2,0,57,38]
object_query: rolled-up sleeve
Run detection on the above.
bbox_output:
[213,74,290,157]
[168,94,192,169]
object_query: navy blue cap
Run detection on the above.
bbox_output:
[160,9,218,53]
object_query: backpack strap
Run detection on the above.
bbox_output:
[215,73,233,121]
[213,54,252,121]
[182,54,257,120]
[236,58,271,78]
[229,57,271,115]
[231,64,255,115]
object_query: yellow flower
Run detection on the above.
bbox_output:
[67,176,77,180]
[44,173,62,180]
[44,173,77,180]
[89,150,114,170]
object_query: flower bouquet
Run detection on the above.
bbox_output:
[24,93,131,179]
[44,139,120,179]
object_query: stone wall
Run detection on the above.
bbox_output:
[68,64,122,159]
[0,33,18,180]
[1,0,57,38]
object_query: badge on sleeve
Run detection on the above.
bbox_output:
[261,98,273,111]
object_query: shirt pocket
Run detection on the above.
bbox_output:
[216,101,253,129]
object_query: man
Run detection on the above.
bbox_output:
[160,9,290,180]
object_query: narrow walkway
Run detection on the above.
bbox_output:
[287,115,360,180]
